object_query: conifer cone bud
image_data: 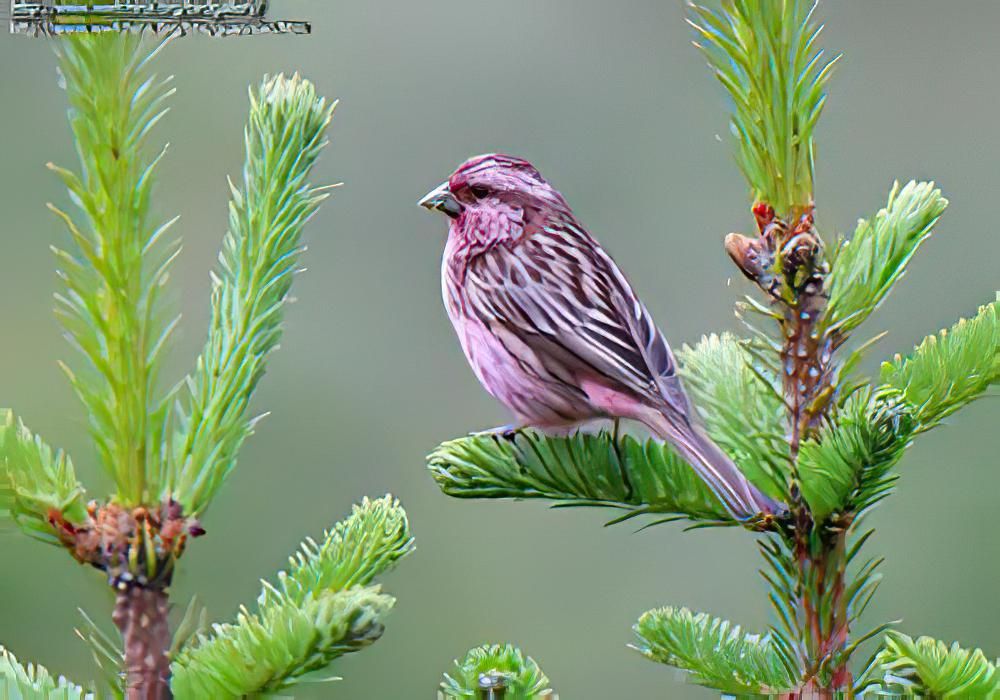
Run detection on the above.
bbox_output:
[724,232,771,283]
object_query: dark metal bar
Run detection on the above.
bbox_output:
[9,1,309,35]
[477,673,508,700]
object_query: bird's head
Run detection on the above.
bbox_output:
[419,154,570,245]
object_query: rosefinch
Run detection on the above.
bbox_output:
[420,154,779,520]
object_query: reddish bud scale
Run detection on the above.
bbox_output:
[44,499,204,590]
[752,201,776,232]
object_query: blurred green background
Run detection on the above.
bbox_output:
[0,1,998,697]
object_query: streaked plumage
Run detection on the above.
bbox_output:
[420,154,778,519]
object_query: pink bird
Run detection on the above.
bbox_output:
[420,154,779,520]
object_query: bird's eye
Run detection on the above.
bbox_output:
[470,185,489,199]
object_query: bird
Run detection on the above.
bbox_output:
[419,153,778,520]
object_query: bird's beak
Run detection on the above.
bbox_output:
[418,181,462,219]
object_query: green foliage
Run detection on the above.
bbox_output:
[47,34,178,505]
[42,37,337,517]
[759,532,888,690]
[861,631,999,698]
[170,496,413,698]
[755,537,806,681]
[74,608,126,698]
[439,644,555,699]
[428,429,735,527]
[0,646,91,700]
[825,181,948,337]
[2,28,401,700]
[0,410,88,543]
[168,73,335,515]
[797,388,915,521]
[881,300,999,430]
[678,333,789,500]
[688,0,838,214]
[632,607,796,695]
[172,585,393,699]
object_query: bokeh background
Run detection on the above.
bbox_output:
[1,1,998,697]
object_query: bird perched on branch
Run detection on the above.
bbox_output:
[420,153,778,520]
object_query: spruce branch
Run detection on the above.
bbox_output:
[692,0,836,454]
[880,299,999,430]
[692,1,876,691]
[168,73,335,515]
[631,607,797,695]
[0,647,92,700]
[170,496,413,698]
[759,529,889,689]
[428,429,738,527]
[48,33,178,505]
[171,585,394,699]
[860,632,1000,698]
[824,181,949,339]
[688,0,838,216]
[439,644,555,699]
[678,333,790,500]
[797,387,915,521]
[0,410,89,544]
[1,27,387,700]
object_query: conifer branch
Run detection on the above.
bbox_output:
[168,73,335,515]
[881,299,999,430]
[170,496,413,698]
[688,0,838,216]
[0,647,92,699]
[690,1,858,691]
[1,22,411,700]
[0,410,89,544]
[797,387,915,521]
[48,34,178,505]
[429,429,738,527]
[824,181,949,340]
[631,607,797,695]
[860,632,1000,698]
[678,333,790,501]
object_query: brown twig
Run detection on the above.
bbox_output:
[46,500,205,698]
[113,584,173,699]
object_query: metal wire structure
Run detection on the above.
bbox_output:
[9,1,310,36]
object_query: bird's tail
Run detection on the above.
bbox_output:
[646,412,782,522]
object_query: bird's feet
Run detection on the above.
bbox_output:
[469,424,520,440]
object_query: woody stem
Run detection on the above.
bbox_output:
[730,203,850,692]
[113,583,173,700]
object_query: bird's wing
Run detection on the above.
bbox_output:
[462,226,690,416]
